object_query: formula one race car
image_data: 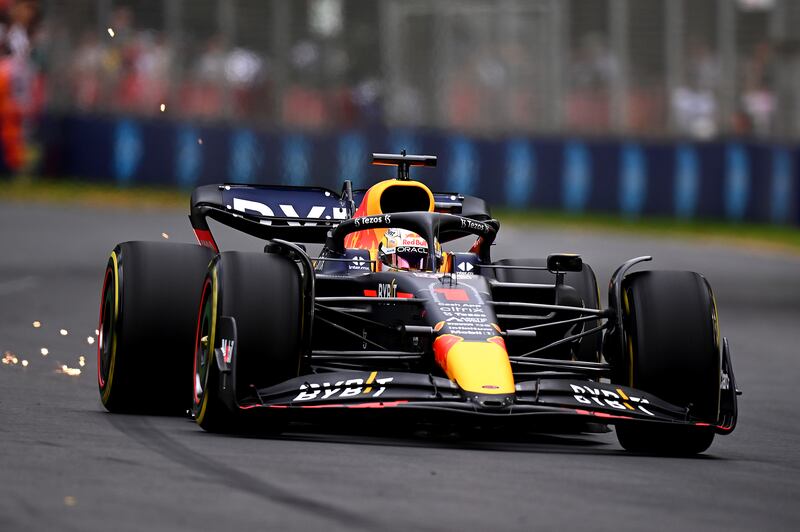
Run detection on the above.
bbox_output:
[97,152,738,455]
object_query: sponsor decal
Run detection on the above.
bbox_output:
[398,235,427,247]
[193,229,218,251]
[429,283,493,337]
[459,218,489,234]
[293,376,394,402]
[353,214,390,228]
[348,255,369,271]
[569,384,655,416]
[435,288,469,302]
[363,280,413,299]
[232,197,347,226]
[412,272,446,279]
[456,261,474,272]
[378,279,397,298]
[396,246,427,255]
[221,338,234,364]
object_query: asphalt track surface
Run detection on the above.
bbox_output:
[1,200,799,531]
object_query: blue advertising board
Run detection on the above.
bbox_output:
[37,113,800,225]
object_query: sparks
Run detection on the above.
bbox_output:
[107,28,115,38]
[32,321,41,328]
[60,329,68,336]
[40,348,49,356]
[21,360,28,367]
[159,103,166,112]
[58,365,82,377]
[87,336,95,345]
[161,232,169,239]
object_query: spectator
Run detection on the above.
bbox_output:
[671,40,720,138]
[0,0,40,173]
[741,40,775,136]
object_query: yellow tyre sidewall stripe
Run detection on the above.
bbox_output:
[196,267,218,425]
[621,288,635,386]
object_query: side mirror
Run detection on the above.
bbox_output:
[547,253,583,273]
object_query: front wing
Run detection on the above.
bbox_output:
[221,370,736,435]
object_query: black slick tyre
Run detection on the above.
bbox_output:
[97,241,214,414]
[193,251,303,433]
[615,270,721,455]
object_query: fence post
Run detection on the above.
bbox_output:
[551,0,567,132]
[164,0,182,116]
[718,0,737,135]
[609,0,629,134]
[217,0,236,121]
[271,0,290,126]
[665,0,684,134]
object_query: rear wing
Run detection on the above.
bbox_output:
[190,183,492,251]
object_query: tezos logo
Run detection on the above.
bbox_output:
[354,214,390,228]
[459,218,488,233]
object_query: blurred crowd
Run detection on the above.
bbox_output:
[0,0,791,171]
[566,33,777,137]
[60,6,381,129]
[53,4,783,139]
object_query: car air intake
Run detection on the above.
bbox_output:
[379,184,433,213]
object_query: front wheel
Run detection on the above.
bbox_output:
[193,251,304,433]
[614,270,721,455]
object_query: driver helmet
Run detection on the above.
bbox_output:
[378,228,441,271]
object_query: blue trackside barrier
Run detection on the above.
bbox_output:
[38,113,800,225]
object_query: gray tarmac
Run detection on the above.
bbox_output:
[1,200,799,531]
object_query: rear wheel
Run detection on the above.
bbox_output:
[193,251,304,433]
[615,270,720,455]
[491,258,601,362]
[97,241,214,414]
